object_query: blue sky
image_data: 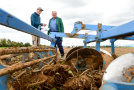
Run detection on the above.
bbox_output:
[0,0,134,46]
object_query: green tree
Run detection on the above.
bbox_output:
[24,42,31,47]
[0,38,31,47]
[0,39,8,47]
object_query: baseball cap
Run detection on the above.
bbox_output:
[37,7,43,11]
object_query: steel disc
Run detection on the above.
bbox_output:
[65,48,103,71]
[66,47,82,58]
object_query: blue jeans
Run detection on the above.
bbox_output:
[55,37,64,56]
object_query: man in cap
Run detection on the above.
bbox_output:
[48,11,64,58]
[31,7,46,46]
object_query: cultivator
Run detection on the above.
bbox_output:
[0,47,57,89]
[0,47,56,76]
[0,8,134,90]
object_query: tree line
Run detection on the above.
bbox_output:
[0,39,31,47]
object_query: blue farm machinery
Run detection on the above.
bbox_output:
[0,8,134,90]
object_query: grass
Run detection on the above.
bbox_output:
[0,47,6,48]
[0,47,9,48]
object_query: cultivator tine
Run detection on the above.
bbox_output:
[41,52,47,57]
[35,52,44,69]
[0,47,57,76]
[22,53,28,63]
[0,55,56,76]
[0,47,56,55]
[40,52,48,64]
[35,52,44,59]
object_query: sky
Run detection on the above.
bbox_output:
[0,0,134,47]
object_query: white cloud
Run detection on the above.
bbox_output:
[55,0,87,8]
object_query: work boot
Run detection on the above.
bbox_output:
[61,54,64,59]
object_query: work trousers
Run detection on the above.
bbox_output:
[55,37,64,56]
[32,35,40,46]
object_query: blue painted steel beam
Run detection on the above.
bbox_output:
[0,65,8,90]
[110,35,134,41]
[101,20,134,39]
[95,23,102,52]
[83,35,96,43]
[71,21,115,35]
[0,8,55,42]
[84,43,87,48]
[96,42,100,52]
[84,20,134,43]
[84,24,115,31]
[49,32,91,39]
[123,35,134,40]
[71,22,83,35]
[109,35,134,54]
[101,81,134,90]
[110,39,117,55]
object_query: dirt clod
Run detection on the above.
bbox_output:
[123,65,134,82]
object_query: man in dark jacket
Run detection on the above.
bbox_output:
[31,7,46,46]
[48,11,64,58]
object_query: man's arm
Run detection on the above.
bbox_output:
[31,14,43,26]
[60,18,64,33]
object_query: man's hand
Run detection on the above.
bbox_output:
[43,24,47,26]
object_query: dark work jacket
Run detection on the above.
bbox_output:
[31,12,43,28]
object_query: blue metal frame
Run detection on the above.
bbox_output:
[84,20,134,43]
[49,20,134,54]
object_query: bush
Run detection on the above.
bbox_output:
[0,39,8,47]
[0,39,31,47]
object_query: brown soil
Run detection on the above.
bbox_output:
[101,47,134,57]
[123,65,134,82]
[11,71,48,90]
[9,62,104,90]
[10,64,72,90]
[63,75,93,90]
[100,51,114,70]
[63,70,103,90]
